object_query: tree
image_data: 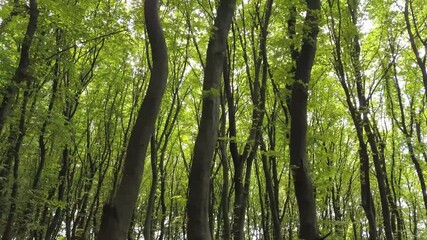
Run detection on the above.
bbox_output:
[0,0,38,134]
[288,0,321,239]
[98,0,168,238]
[186,0,236,239]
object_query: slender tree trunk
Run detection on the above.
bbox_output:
[186,0,236,239]
[390,132,404,240]
[1,88,29,240]
[17,57,59,236]
[261,139,282,239]
[97,0,168,238]
[288,0,321,239]
[219,74,231,240]
[143,136,158,240]
[254,161,269,240]
[364,118,393,240]
[385,41,427,222]
[346,1,393,238]
[158,149,167,240]
[0,0,38,134]
[230,1,272,238]
[45,145,71,240]
[326,0,377,237]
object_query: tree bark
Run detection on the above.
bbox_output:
[97,0,168,238]
[289,0,321,239]
[0,0,38,134]
[186,0,236,239]
[261,138,282,239]
[1,88,30,240]
[143,136,158,240]
[229,1,272,238]
[346,0,393,238]
[325,0,377,237]
[17,33,61,237]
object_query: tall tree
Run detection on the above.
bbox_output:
[186,0,236,239]
[226,0,272,238]
[97,0,168,238]
[288,0,321,239]
[325,0,378,237]
[0,0,38,134]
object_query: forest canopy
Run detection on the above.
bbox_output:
[0,0,426,239]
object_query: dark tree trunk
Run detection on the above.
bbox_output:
[158,145,167,240]
[0,0,38,134]
[143,136,158,240]
[261,138,282,239]
[385,35,426,233]
[45,146,71,240]
[229,1,272,238]
[186,0,236,239]
[389,133,404,240]
[288,0,321,239]
[18,58,59,235]
[346,0,393,238]
[1,88,30,240]
[326,0,377,237]
[219,60,231,240]
[254,161,269,240]
[97,0,168,238]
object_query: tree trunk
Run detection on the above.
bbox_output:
[17,56,59,236]
[230,1,272,238]
[261,139,282,239]
[186,0,236,239]
[346,0,393,238]
[0,0,38,134]
[289,0,321,239]
[97,0,168,238]
[1,89,29,240]
[143,136,158,240]
[326,0,377,237]
[219,63,231,240]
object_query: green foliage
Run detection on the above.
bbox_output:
[0,0,427,239]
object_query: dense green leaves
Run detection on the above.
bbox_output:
[0,0,427,239]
